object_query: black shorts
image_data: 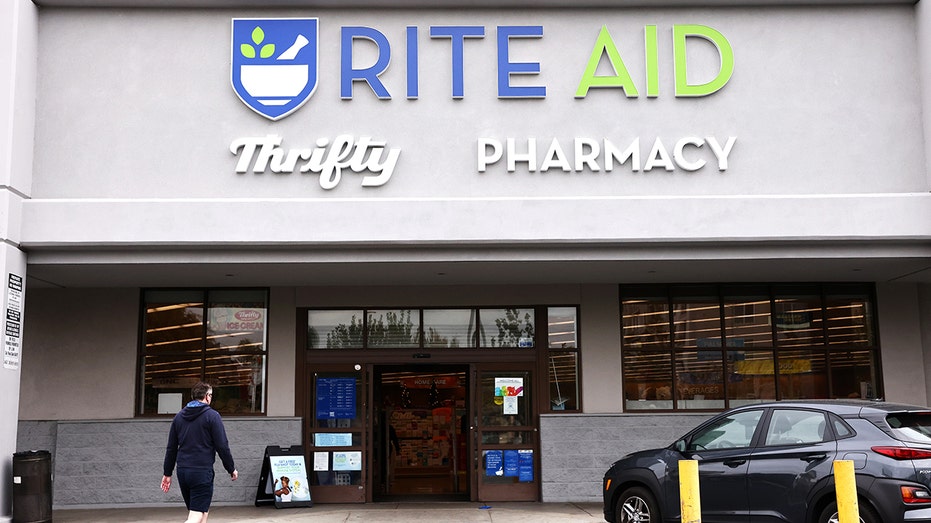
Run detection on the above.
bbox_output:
[177,467,215,513]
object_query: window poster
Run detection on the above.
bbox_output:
[332,451,362,471]
[208,306,265,334]
[504,450,519,477]
[313,452,328,471]
[518,449,534,482]
[485,450,503,476]
[316,377,356,419]
[314,433,352,447]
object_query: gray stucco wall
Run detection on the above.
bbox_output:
[17,418,301,508]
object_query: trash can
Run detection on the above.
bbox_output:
[12,450,52,523]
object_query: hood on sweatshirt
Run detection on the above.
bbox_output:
[180,401,211,421]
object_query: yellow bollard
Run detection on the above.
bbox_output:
[679,459,701,523]
[834,460,859,523]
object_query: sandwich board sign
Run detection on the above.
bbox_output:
[255,445,313,508]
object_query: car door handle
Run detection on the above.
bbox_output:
[723,459,746,467]
[801,453,827,462]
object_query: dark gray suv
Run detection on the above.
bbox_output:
[603,400,931,523]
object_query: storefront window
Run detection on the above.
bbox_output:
[546,307,580,412]
[774,288,824,347]
[366,309,420,348]
[307,310,364,349]
[478,308,535,348]
[621,284,880,411]
[304,307,582,414]
[140,288,268,415]
[423,309,476,348]
[723,289,771,348]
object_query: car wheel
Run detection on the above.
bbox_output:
[817,500,880,523]
[615,486,659,523]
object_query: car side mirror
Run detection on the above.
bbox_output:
[675,439,687,453]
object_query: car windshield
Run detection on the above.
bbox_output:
[886,413,931,444]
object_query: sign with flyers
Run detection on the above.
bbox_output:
[255,446,313,509]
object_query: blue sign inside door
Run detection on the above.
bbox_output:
[316,377,356,419]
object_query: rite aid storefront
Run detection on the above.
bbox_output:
[3,0,931,513]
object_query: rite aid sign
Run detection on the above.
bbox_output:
[229,18,737,187]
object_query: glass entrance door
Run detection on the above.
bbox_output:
[474,364,538,501]
[306,365,366,503]
[373,365,469,501]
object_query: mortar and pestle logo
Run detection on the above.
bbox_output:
[239,27,310,106]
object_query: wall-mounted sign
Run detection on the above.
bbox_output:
[228,19,735,182]
[3,274,24,371]
[234,22,732,105]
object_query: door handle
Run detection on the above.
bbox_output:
[801,454,827,462]
[723,459,746,467]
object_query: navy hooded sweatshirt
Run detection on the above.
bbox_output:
[163,401,235,476]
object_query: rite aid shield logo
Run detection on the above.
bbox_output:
[231,18,318,120]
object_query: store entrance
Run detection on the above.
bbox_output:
[373,365,470,501]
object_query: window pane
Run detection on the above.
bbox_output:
[724,295,772,348]
[775,294,824,346]
[423,309,476,348]
[622,298,669,349]
[778,349,828,399]
[829,350,876,399]
[728,350,776,406]
[367,309,420,348]
[204,353,264,413]
[547,352,578,411]
[623,350,673,410]
[140,354,203,414]
[478,308,535,348]
[886,414,931,445]
[675,350,725,410]
[307,310,364,349]
[765,409,827,446]
[825,293,874,347]
[673,296,721,349]
[688,410,763,450]
[548,307,577,349]
[207,290,267,352]
[143,291,204,354]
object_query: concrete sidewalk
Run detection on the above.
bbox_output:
[53,502,606,522]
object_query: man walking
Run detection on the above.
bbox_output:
[162,382,238,523]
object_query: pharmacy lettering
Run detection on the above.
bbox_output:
[230,135,401,189]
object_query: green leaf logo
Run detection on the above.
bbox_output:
[241,26,274,59]
[251,27,265,45]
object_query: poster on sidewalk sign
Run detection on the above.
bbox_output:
[255,445,313,509]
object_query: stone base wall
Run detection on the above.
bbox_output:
[17,418,302,508]
[19,413,712,506]
[539,413,712,503]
